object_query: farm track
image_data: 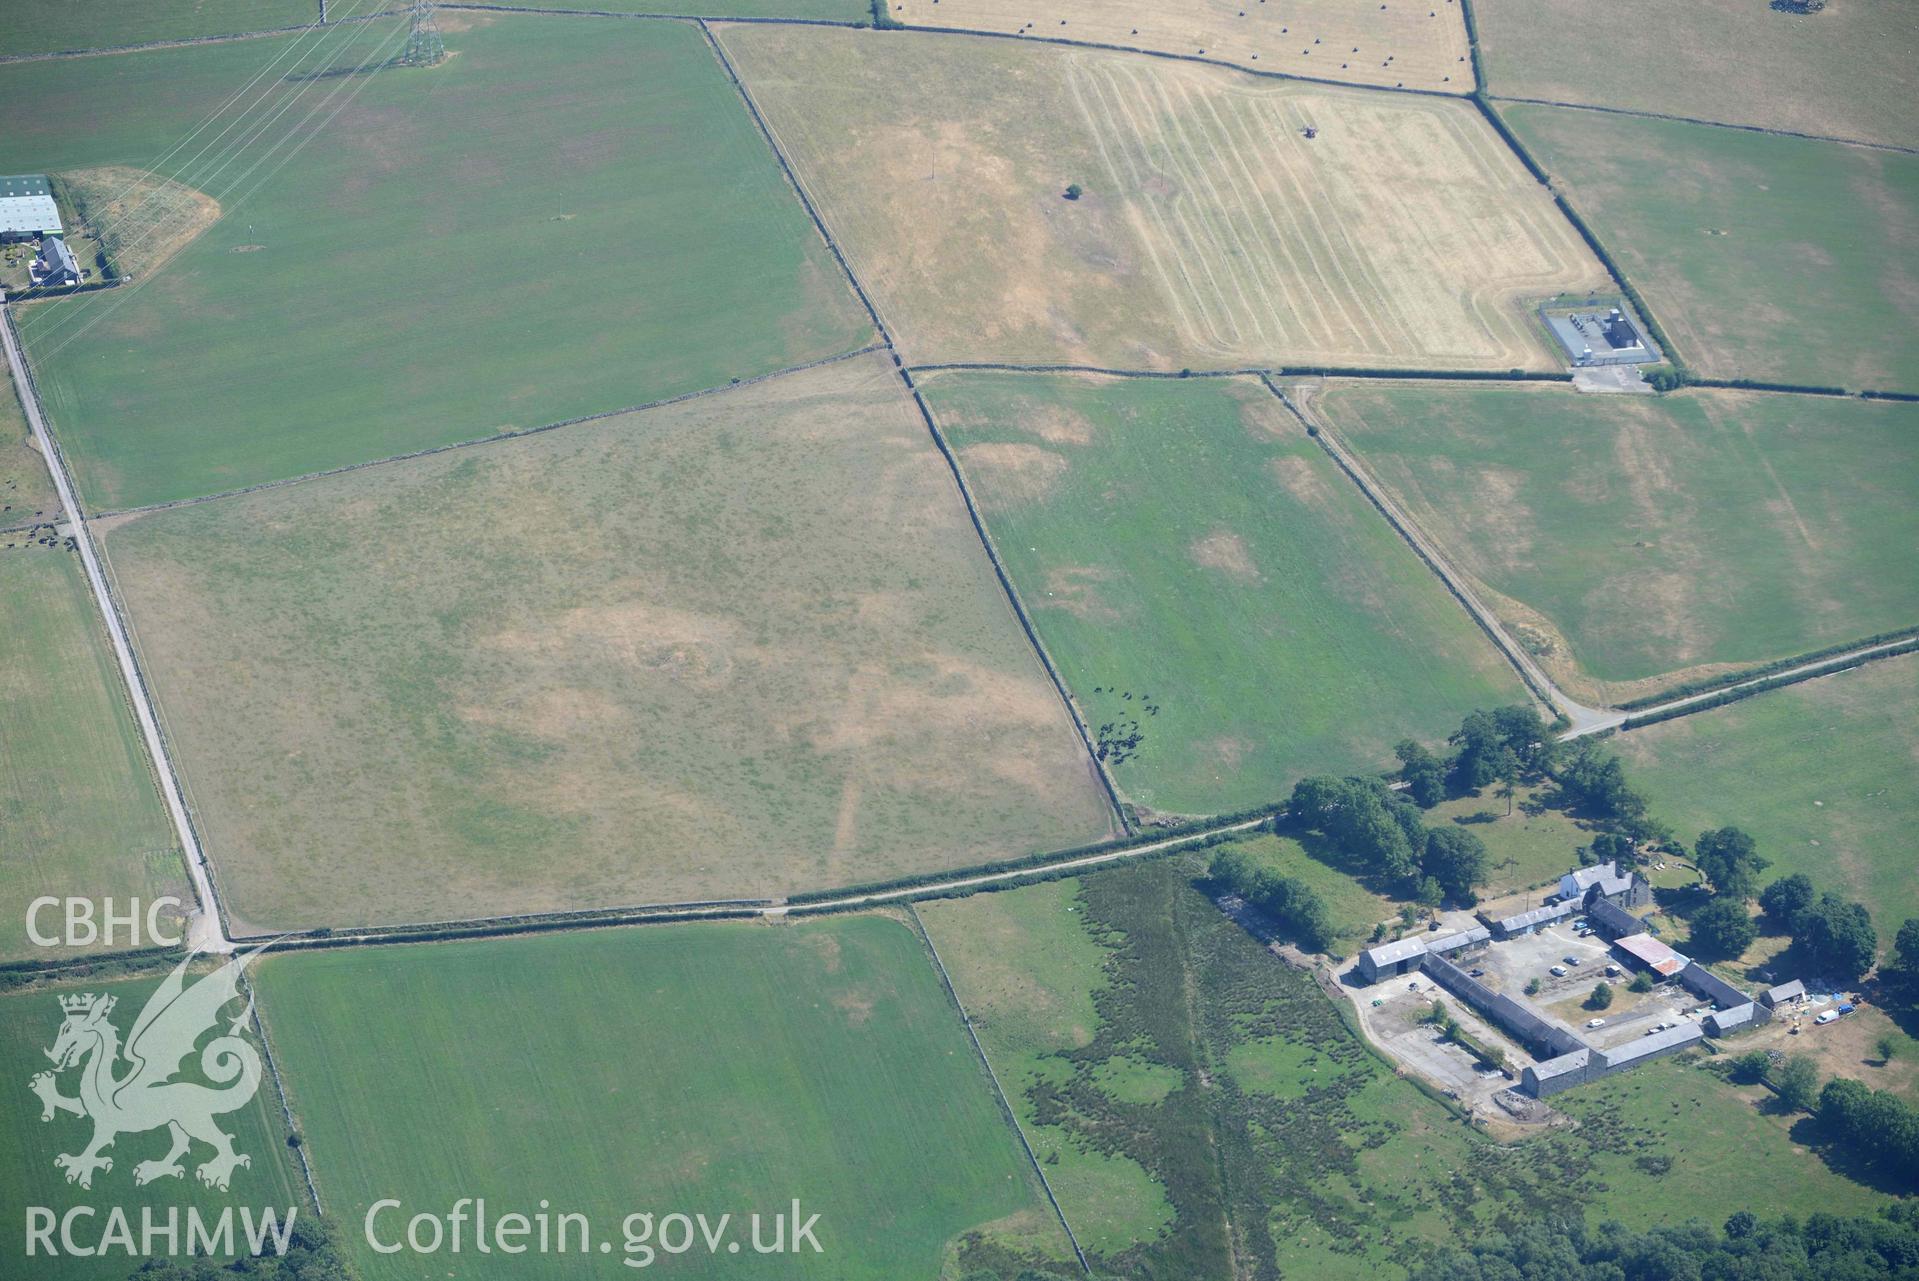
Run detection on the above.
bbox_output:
[6,14,1907,962]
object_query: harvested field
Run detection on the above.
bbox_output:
[1477,0,1919,152]
[0,548,184,960]
[922,370,1524,816]
[3,14,872,510]
[460,0,867,12]
[1504,104,1919,392]
[720,25,1606,372]
[101,355,1112,931]
[255,916,1074,1280]
[56,165,219,281]
[1313,381,1919,701]
[894,0,1472,92]
[1616,654,1919,938]
[0,0,314,58]
[0,972,304,1280]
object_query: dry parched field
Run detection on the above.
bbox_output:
[101,354,1113,932]
[720,26,1606,372]
[893,0,1472,92]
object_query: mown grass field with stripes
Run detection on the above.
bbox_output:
[894,0,1472,92]
[1313,381,1919,703]
[256,915,1075,1281]
[921,370,1524,817]
[3,12,871,511]
[721,24,1604,373]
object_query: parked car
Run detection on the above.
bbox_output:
[1563,956,1581,966]
[1587,1018,1606,1029]
[1468,968,1485,978]
[1550,965,1568,977]
[1604,964,1622,977]
[1815,1010,1840,1025]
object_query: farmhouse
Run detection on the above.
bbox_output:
[32,235,81,288]
[1557,859,1650,910]
[0,175,61,241]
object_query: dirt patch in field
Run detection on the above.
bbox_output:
[58,167,219,281]
[1189,529,1259,580]
[1022,404,1097,446]
[958,442,1069,507]
[1041,564,1123,621]
[1266,454,1340,511]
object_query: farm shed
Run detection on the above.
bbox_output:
[1488,900,1573,938]
[1613,932,1687,978]
[1595,1020,1702,1069]
[1705,1002,1765,1036]
[1679,961,1750,1010]
[1587,898,1646,940]
[1524,1048,1592,1097]
[1426,925,1491,955]
[1761,980,1806,1009]
[0,175,61,240]
[1357,936,1428,982]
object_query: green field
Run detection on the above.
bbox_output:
[0,548,183,960]
[1503,104,1919,392]
[920,371,1524,816]
[0,369,59,527]
[0,971,305,1280]
[254,915,1072,1280]
[1315,382,1919,702]
[0,0,316,58]
[1616,653,1919,941]
[923,861,1889,1279]
[2,12,871,510]
[102,355,1111,931]
[1421,782,1595,895]
[1476,0,1918,152]
[1211,830,1392,955]
[468,0,868,13]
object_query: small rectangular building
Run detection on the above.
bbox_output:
[1614,932,1687,978]
[1679,961,1750,1010]
[1357,936,1428,983]
[1426,925,1491,956]
[1595,1020,1702,1069]
[1760,980,1807,1009]
[1523,1048,1592,1098]
[1705,1002,1765,1036]
[0,175,62,240]
[1587,898,1646,941]
[1489,901,1573,939]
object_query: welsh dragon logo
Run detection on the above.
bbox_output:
[30,945,271,1191]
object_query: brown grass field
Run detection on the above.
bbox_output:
[720,25,1606,372]
[892,0,1472,93]
[57,166,220,282]
[1476,0,1918,151]
[100,354,1114,932]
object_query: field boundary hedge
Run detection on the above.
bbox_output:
[1617,627,1919,710]
[1620,639,1919,730]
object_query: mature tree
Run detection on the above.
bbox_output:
[1729,1049,1771,1084]
[1896,918,1919,973]
[1423,827,1488,903]
[1584,830,1639,871]
[1694,826,1770,900]
[1774,1054,1821,1112]
[1628,971,1653,994]
[1760,873,1817,931]
[1414,876,1445,909]
[1587,981,1614,1010]
[1690,896,1759,958]
[1394,739,1446,808]
[1796,894,1878,983]
[1555,740,1647,820]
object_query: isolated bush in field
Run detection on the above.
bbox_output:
[1525,977,1542,996]
[1628,972,1654,994]
[1587,981,1614,1010]
[1063,183,1083,200]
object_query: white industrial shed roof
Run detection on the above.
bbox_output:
[0,175,62,237]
